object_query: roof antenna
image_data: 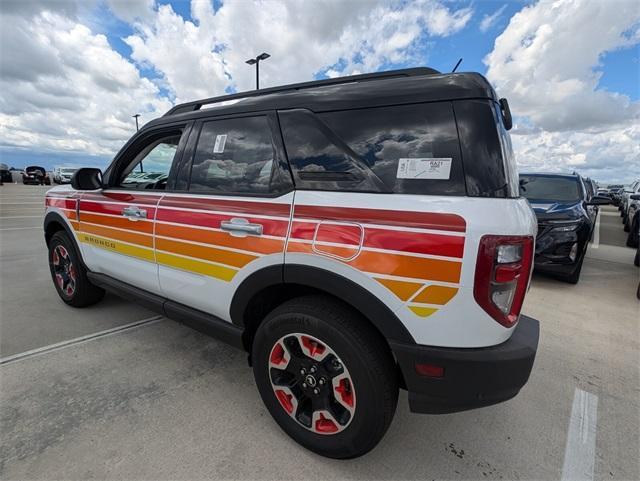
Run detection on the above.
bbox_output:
[451,58,463,73]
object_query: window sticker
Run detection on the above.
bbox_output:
[396,158,452,180]
[213,134,227,153]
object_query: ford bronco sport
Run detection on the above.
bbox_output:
[44,68,540,459]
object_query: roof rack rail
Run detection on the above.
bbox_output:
[164,67,440,117]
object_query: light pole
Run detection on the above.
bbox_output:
[245,52,270,90]
[132,114,140,131]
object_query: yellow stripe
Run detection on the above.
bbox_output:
[156,251,237,282]
[408,306,438,318]
[78,232,154,262]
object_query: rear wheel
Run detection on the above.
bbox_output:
[48,231,104,307]
[252,295,398,459]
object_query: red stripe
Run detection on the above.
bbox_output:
[80,200,156,218]
[364,227,464,258]
[294,205,466,233]
[46,198,76,209]
[160,196,290,217]
[156,209,288,237]
[82,192,160,206]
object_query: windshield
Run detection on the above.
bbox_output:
[519,175,581,202]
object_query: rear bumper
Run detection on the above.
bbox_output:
[391,315,540,414]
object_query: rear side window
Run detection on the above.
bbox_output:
[454,99,515,198]
[188,116,275,195]
[279,103,465,195]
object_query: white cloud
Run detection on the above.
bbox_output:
[484,0,640,183]
[480,4,507,33]
[0,10,171,157]
[124,0,473,100]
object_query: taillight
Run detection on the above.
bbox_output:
[473,235,534,328]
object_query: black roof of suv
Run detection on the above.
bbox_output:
[146,68,500,129]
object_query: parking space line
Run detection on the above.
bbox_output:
[0,227,41,231]
[0,315,164,366]
[561,388,598,481]
[591,214,600,249]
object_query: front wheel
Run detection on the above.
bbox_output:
[48,231,105,307]
[252,295,398,459]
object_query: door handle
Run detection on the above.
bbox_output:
[220,218,263,237]
[122,206,147,221]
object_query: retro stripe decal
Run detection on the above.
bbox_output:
[373,278,423,301]
[155,237,258,269]
[77,232,155,261]
[156,251,238,281]
[155,222,284,255]
[287,241,462,283]
[46,192,465,318]
[293,205,466,233]
[288,204,466,319]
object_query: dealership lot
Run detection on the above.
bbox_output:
[1,184,638,479]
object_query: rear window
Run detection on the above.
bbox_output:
[519,175,581,202]
[279,102,465,195]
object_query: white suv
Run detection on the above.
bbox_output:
[44,68,539,458]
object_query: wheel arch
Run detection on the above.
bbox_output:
[230,264,416,354]
[44,211,88,269]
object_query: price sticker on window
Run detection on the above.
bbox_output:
[396,158,452,180]
[213,134,227,153]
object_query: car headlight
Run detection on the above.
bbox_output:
[548,220,581,232]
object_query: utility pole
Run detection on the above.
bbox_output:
[132,114,140,131]
[245,52,270,90]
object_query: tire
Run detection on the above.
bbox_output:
[627,215,639,248]
[560,255,584,284]
[252,295,398,459]
[48,231,105,307]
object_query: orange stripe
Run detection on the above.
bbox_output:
[80,223,153,248]
[80,212,153,234]
[156,222,284,255]
[64,210,77,221]
[374,278,423,301]
[69,220,79,230]
[155,237,257,269]
[287,241,462,283]
[412,285,458,305]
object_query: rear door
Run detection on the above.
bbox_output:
[78,125,189,294]
[155,113,294,321]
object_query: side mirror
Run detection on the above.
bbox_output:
[631,194,640,201]
[586,195,610,206]
[71,168,103,190]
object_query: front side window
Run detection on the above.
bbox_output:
[118,133,182,190]
[188,116,276,195]
[519,175,581,202]
[279,103,465,195]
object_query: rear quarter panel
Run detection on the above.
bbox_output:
[287,192,536,348]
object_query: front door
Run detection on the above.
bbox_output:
[77,128,188,294]
[155,114,294,321]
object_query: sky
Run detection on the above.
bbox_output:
[0,0,639,184]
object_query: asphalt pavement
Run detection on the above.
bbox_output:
[1,185,638,480]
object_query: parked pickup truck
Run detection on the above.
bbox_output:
[44,67,540,459]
